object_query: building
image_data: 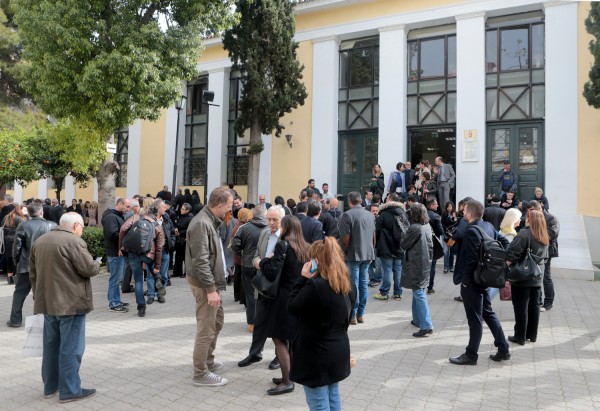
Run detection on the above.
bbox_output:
[12,0,599,277]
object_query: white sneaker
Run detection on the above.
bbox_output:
[193,372,228,387]
[209,361,223,372]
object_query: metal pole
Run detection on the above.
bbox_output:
[204,103,209,206]
[172,106,181,195]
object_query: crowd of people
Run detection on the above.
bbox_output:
[0,158,560,408]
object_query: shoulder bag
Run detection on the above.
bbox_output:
[432,234,444,260]
[507,233,544,283]
[252,240,288,299]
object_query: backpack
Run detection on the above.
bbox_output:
[392,211,410,243]
[389,171,403,194]
[471,225,507,288]
[122,218,158,254]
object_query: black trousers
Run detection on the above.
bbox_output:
[461,283,509,359]
[121,261,133,292]
[10,272,31,325]
[173,242,186,277]
[241,267,257,324]
[541,258,554,307]
[233,263,245,304]
[428,259,437,290]
[511,285,541,341]
[248,295,269,358]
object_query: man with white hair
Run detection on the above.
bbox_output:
[30,212,100,403]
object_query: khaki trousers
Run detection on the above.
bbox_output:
[189,285,224,378]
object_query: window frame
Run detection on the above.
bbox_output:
[184,77,209,186]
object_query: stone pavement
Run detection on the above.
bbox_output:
[1,265,600,410]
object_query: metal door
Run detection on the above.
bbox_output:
[338,132,378,204]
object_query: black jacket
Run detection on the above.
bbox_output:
[162,213,176,252]
[454,219,508,286]
[375,202,407,259]
[48,205,64,225]
[320,208,343,239]
[101,208,125,257]
[506,228,549,287]
[13,216,56,273]
[427,209,444,238]
[544,211,560,258]
[175,212,194,245]
[300,216,324,244]
[231,217,268,268]
[288,276,355,388]
[483,205,506,231]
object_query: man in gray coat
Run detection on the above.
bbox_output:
[435,156,455,209]
[340,192,376,325]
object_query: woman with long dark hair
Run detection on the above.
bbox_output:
[506,209,549,345]
[2,204,28,284]
[259,215,310,395]
[441,201,457,273]
[288,237,356,410]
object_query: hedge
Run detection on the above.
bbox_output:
[81,226,106,264]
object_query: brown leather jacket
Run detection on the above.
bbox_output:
[119,213,165,267]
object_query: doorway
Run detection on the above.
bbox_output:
[486,122,544,201]
[337,131,378,203]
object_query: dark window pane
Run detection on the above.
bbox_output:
[408,41,419,80]
[373,47,379,84]
[531,24,544,68]
[448,36,457,77]
[420,38,444,78]
[350,48,372,86]
[500,28,529,71]
[486,31,498,72]
[340,51,349,88]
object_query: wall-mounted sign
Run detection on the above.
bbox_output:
[462,129,478,162]
[106,143,117,154]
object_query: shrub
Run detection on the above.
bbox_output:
[82,226,106,263]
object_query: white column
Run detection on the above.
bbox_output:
[127,120,142,197]
[378,25,407,175]
[13,181,23,203]
[258,133,272,202]
[64,175,75,203]
[455,12,486,203]
[544,1,577,215]
[37,178,49,200]
[93,178,99,202]
[206,68,229,193]
[310,36,340,194]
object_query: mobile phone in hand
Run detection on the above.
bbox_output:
[309,259,318,274]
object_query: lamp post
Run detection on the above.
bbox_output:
[202,90,216,205]
[172,95,187,196]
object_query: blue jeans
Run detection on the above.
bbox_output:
[303,383,341,411]
[443,240,454,271]
[159,250,170,287]
[347,261,369,318]
[42,314,86,400]
[488,287,499,301]
[411,288,433,330]
[129,253,153,305]
[368,258,382,282]
[107,256,126,308]
[379,257,402,296]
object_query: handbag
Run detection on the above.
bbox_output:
[22,314,45,357]
[252,240,287,299]
[499,281,512,301]
[432,234,444,260]
[507,233,544,283]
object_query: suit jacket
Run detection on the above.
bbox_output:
[436,163,456,188]
[300,216,324,244]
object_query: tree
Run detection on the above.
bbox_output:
[0,127,38,189]
[584,2,600,108]
[13,0,235,220]
[223,0,307,203]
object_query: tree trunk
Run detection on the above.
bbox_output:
[96,160,119,229]
[0,183,6,200]
[246,120,262,205]
[53,176,64,202]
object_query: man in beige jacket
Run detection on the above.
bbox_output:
[30,212,100,403]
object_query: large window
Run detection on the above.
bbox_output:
[184,77,209,186]
[485,12,545,120]
[407,26,456,126]
[227,71,249,185]
[115,127,128,188]
[338,37,379,130]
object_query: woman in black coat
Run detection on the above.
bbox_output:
[288,236,356,411]
[259,215,309,395]
[172,203,194,278]
[506,209,549,345]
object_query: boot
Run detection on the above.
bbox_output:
[137,304,146,318]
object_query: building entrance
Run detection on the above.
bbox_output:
[337,131,378,204]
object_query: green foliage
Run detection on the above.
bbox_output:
[584,2,600,108]
[223,0,307,138]
[0,0,29,104]
[0,104,45,131]
[13,0,236,134]
[81,226,105,262]
[0,126,38,186]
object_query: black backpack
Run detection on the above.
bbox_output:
[122,218,158,254]
[471,225,507,288]
[392,211,410,243]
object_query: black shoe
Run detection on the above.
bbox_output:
[147,297,154,304]
[489,351,511,362]
[527,337,537,343]
[59,388,96,403]
[6,321,22,328]
[157,295,165,304]
[121,302,129,307]
[454,296,463,302]
[508,336,525,345]
[410,320,419,328]
[540,304,552,312]
[166,280,172,286]
[7,276,14,284]
[137,304,146,318]
[413,329,433,338]
[268,357,280,370]
[368,281,382,288]
[267,382,294,395]
[238,355,262,367]
[272,377,283,385]
[449,353,477,365]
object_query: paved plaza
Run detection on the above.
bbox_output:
[1,265,600,410]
